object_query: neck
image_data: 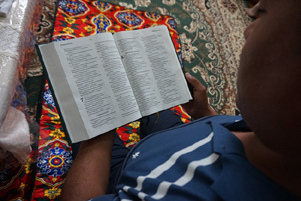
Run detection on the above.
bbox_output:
[232,131,301,198]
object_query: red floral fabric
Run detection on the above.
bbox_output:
[30,81,73,200]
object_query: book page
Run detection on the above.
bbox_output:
[39,33,141,142]
[114,25,192,116]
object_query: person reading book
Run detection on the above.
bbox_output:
[61,0,301,200]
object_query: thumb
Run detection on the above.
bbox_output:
[185,73,205,91]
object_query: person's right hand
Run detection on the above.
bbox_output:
[182,73,217,120]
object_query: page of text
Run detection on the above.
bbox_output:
[51,33,140,141]
[114,25,192,116]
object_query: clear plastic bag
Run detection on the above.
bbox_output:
[0,0,43,165]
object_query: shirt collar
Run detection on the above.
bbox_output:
[211,116,247,155]
[209,116,300,201]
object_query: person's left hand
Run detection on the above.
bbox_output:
[182,73,217,119]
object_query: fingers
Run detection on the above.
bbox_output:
[185,73,206,91]
[245,7,257,17]
[245,1,260,17]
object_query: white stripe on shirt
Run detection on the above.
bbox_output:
[122,132,215,200]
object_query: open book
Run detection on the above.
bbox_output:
[38,25,192,143]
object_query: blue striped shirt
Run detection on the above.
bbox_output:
[92,115,300,201]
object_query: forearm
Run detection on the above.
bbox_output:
[61,130,115,201]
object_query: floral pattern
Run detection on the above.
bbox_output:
[49,129,65,138]
[134,0,151,7]
[145,12,161,21]
[27,81,73,200]
[167,18,177,31]
[93,14,112,33]
[93,1,112,11]
[128,133,140,143]
[222,0,238,14]
[38,14,52,33]
[162,0,176,6]
[44,187,62,199]
[179,33,198,63]
[65,17,76,24]
[44,86,56,107]
[28,0,56,78]
[129,121,140,128]
[115,11,144,28]
[37,145,72,178]
[58,0,89,16]
[62,26,74,34]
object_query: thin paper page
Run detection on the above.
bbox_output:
[114,25,192,116]
[114,31,162,114]
[39,43,89,142]
[52,33,140,141]
[93,34,141,120]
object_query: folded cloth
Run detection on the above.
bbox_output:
[0,0,14,17]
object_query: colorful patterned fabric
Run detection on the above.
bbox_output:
[28,0,58,78]
[52,0,182,58]
[30,81,73,200]
[27,0,58,123]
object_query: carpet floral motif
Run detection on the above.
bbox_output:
[222,0,238,14]
[93,14,112,33]
[115,11,144,28]
[28,0,57,77]
[145,12,160,21]
[26,0,57,125]
[37,144,72,178]
[31,81,73,200]
[93,1,112,11]
[59,0,90,16]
